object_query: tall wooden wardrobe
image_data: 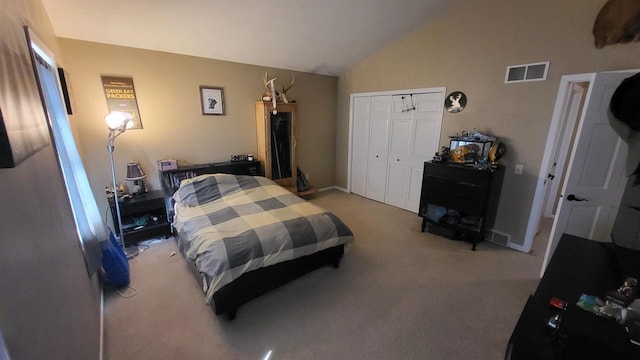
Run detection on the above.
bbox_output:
[255,102,298,193]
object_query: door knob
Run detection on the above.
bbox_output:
[566,194,588,202]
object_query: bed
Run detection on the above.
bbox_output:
[172,173,354,319]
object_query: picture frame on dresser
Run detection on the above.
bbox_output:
[200,86,225,115]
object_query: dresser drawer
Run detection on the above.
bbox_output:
[422,175,489,201]
[119,197,165,215]
[423,191,485,216]
[424,163,491,188]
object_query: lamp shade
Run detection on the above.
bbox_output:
[105,111,134,130]
[125,161,146,180]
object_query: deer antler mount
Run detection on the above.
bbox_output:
[261,71,296,104]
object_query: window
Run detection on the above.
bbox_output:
[27,28,105,276]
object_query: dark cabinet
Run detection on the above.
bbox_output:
[506,234,640,359]
[109,190,172,247]
[255,102,298,193]
[418,162,504,250]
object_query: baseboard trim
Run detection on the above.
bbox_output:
[507,241,529,253]
[317,186,349,193]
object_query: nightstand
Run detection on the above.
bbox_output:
[109,190,172,247]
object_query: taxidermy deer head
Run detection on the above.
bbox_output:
[593,0,640,48]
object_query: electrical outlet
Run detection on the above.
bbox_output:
[515,164,524,175]
[305,173,310,180]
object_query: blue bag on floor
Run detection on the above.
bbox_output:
[101,229,130,288]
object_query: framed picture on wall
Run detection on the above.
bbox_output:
[200,86,225,115]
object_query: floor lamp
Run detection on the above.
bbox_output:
[106,111,133,248]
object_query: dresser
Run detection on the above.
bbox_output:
[418,162,504,250]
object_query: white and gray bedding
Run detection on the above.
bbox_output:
[173,174,353,303]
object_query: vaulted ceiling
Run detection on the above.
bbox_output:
[40,0,466,76]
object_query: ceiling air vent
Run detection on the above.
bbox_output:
[505,61,549,83]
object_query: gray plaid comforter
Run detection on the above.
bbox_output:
[173,174,354,303]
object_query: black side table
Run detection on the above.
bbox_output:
[109,190,172,247]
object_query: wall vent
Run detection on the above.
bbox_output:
[505,61,549,83]
[486,229,511,247]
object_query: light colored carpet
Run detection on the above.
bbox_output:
[103,190,543,359]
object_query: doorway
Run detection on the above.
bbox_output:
[524,71,637,275]
[523,74,594,257]
[542,71,632,273]
[540,82,588,221]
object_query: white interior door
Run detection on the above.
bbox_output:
[543,72,632,268]
[365,95,392,202]
[542,83,586,218]
[351,97,371,197]
[406,92,445,212]
[385,95,413,209]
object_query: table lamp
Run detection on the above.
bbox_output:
[125,161,147,195]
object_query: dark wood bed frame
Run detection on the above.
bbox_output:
[181,243,344,320]
[173,161,345,320]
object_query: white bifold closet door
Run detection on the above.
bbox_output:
[350,96,371,197]
[365,96,393,202]
[351,90,444,213]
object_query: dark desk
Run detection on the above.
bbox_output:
[507,234,640,359]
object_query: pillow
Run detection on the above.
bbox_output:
[173,174,239,207]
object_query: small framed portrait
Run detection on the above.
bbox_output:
[199,86,225,115]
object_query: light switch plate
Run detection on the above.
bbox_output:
[515,164,524,175]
